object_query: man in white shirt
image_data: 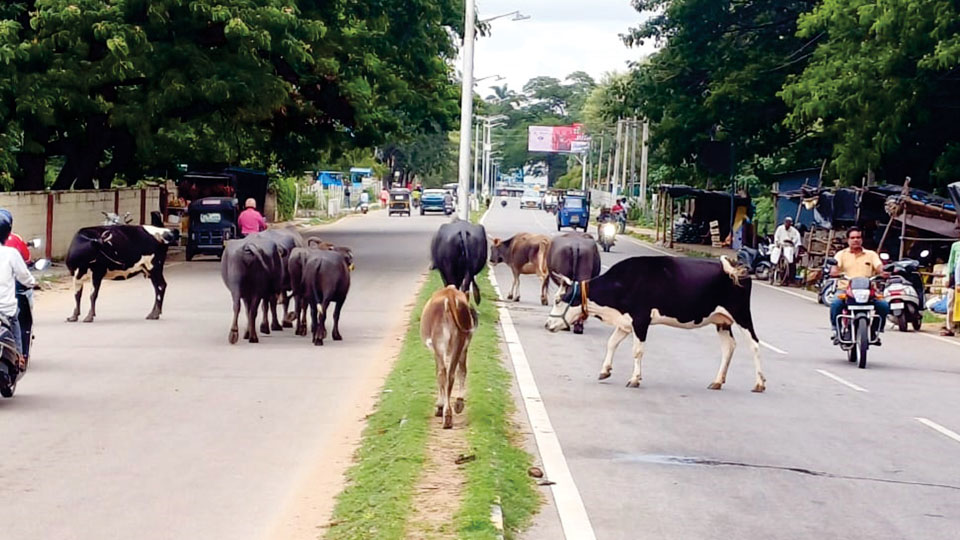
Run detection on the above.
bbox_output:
[772,217,802,286]
[0,217,35,362]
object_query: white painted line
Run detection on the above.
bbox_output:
[916,417,960,444]
[759,340,788,355]
[623,235,677,257]
[917,332,960,349]
[488,271,597,540]
[755,281,819,304]
[815,369,869,393]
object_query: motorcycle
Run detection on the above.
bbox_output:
[833,268,884,369]
[102,211,133,226]
[881,250,928,332]
[818,257,839,305]
[359,202,369,214]
[770,239,798,285]
[1,255,50,398]
[736,237,773,281]
[597,221,617,253]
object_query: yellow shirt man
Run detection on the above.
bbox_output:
[834,247,883,278]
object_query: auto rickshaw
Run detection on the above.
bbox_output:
[185,197,239,260]
[557,190,590,231]
[388,188,412,216]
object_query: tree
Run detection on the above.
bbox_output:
[0,0,461,190]
[780,0,960,190]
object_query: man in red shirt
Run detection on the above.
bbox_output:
[238,198,267,236]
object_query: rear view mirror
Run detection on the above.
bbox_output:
[880,253,890,261]
[825,257,838,266]
[920,249,930,258]
[34,258,50,271]
[30,237,42,248]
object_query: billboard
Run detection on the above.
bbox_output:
[528,124,590,154]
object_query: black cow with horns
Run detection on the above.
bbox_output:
[545,255,766,392]
[66,225,179,322]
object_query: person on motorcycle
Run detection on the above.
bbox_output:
[829,226,890,344]
[773,217,801,285]
[0,212,35,366]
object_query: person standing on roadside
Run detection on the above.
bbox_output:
[942,239,960,336]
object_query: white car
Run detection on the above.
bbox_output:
[520,190,541,209]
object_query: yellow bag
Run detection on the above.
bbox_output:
[954,286,960,324]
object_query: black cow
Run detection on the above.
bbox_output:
[545,232,601,334]
[65,225,178,323]
[545,256,765,392]
[256,227,305,328]
[289,247,351,345]
[221,236,283,343]
[430,218,487,304]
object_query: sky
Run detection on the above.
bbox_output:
[468,0,657,97]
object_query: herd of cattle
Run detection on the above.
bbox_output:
[61,213,765,431]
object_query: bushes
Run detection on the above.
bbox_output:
[273,176,297,221]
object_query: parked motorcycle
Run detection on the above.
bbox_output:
[832,268,885,369]
[0,256,50,398]
[818,258,839,305]
[102,211,133,226]
[598,221,617,253]
[736,237,773,281]
[770,239,798,285]
[881,250,928,332]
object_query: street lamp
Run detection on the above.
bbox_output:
[481,10,530,23]
[456,7,529,220]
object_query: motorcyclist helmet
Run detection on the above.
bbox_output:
[0,209,11,244]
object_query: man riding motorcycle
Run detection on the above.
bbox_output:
[773,216,801,285]
[0,211,36,367]
[829,226,890,344]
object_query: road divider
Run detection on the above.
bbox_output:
[916,417,960,445]
[815,369,869,393]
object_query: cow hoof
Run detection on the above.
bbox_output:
[282,321,293,328]
[249,335,259,344]
[333,333,342,341]
[260,325,270,335]
[442,414,453,429]
[573,326,584,335]
[82,316,94,323]
[243,330,250,339]
[752,384,766,393]
[506,294,514,301]
[435,405,443,417]
[626,380,640,388]
[454,398,464,414]
[598,372,611,380]
[228,331,239,344]
[514,296,520,302]
[66,316,78,323]
[541,298,548,306]
[707,382,723,390]
[271,322,283,332]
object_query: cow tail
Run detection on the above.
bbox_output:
[245,243,271,273]
[537,238,550,277]
[447,293,477,335]
[720,256,748,287]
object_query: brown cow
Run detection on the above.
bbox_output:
[488,233,551,305]
[420,285,478,429]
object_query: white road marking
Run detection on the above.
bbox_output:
[488,271,597,540]
[815,369,869,392]
[916,417,960,444]
[759,341,788,355]
[755,281,819,303]
[917,333,960,349]
[623,235,676,256]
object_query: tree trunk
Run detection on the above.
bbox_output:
[13,153,47,191]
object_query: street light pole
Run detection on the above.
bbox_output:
[456,0,477,220]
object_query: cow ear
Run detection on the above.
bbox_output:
[552,272,572,285]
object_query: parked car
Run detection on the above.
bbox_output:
[420,188,454,215]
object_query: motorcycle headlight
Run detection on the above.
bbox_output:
[852,289,871,303]
[601,223,617,235]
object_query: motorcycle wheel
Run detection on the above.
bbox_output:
[912,315,922,331]
[897,313,908,332]
[857,318,869,369]
[603,243,610,253]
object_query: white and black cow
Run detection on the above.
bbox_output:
[545,256,766,392]
[66,225,178,322]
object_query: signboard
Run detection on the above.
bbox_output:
[528,124,591,154]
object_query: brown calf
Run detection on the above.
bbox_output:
[420,285,478,429]
[488,233,551,305]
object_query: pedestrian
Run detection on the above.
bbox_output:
[238,198,267,236]
[344,185,351,208]
[941,239,960,336]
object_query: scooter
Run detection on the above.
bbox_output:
[0,255,50,398]
[770,239,797,285]
[881,250,928,332]
[598,221,617,253]
[102,211,133,225]
[833,269,885,369]
[736,237,773,281]
[359,202,369,214]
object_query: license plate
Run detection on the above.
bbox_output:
[890,302,904,310]
[570,216,580,223]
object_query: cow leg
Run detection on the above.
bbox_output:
[733,311,766,393]
[67,270,86,322]
[332,300,344,341]
[83,270,106,323]
[308,301,319,344]
[145,268,166,320]
[598,326,631,380]
[269,294,283,331]
[453,339,468,414]
[539,273,549,306]
[573,320,584,334]
[433,345,449,422]
[626,337,646,388]
[471,277,481,304]
[708,325,736,390]
[228,293,241,344]
[282,292,295,327]
[443,355,457,429]
[259,298,271,335]
[508,268,520,301]
[316,299,331,345]
[293,294,305,336]
[246,296,260,343]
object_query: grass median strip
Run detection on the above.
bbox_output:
[325,268,540,539]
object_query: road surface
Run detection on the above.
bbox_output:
[0,210,447,539]
[483,201,960,540]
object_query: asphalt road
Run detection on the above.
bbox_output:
[0,209,448,539]
[484,201,960,540]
